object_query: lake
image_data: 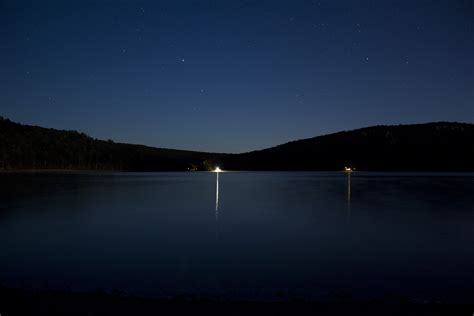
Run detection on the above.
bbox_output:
[1,172,473,303]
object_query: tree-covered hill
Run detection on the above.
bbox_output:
[0,117,222,171]
[1,117,473,171]
[221,122,474,171]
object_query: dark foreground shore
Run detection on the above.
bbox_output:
[0,287,472,316]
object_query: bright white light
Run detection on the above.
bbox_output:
[214,167,222,172]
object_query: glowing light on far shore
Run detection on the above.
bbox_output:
[344,166,353,172]
[214,167,222,172]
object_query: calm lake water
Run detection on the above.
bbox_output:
[1,172,473,302]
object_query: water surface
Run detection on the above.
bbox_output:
[1,172,473,302]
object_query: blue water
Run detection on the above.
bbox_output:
[0,172,473,302]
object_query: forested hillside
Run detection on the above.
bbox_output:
[0,117,221,171]
[1,117,473,171]
[221,122,474,171]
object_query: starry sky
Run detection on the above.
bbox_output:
[2,0,473,153]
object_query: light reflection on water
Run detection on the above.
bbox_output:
[347,172,351,221]
[215,171,219,219]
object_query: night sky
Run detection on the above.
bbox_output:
[2,0,473,153]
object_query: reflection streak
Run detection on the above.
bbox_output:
[215,171,219,220]
[347,172,351,220]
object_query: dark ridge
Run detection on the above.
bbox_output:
[1,116,473,171]
[221,122,474,171]
[0,116,222,171]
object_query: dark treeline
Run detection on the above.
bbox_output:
[0,117,222,171]
[222,122,474,171]
[1,117,473,171]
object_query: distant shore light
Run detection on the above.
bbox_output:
[214,167,222,172]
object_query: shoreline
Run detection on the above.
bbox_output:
[0,286,471,316]
[1,169,474,174]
